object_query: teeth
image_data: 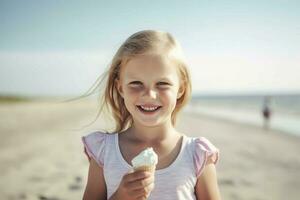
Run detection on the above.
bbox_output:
[140,105,159,111]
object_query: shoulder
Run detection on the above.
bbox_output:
[81,131,116,167]
[185,136,220,178]
[82,131,110,143]
[189,137,221,199]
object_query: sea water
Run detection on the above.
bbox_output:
[186,94,300,137]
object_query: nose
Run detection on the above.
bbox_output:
[144,88,157,99]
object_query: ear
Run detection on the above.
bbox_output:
[115,79,124,98]
[177,84,185,99]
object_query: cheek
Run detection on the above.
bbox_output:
[124,87,140,97]
[122,88,140,106]
[157,90,179,106]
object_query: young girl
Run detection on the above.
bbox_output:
[81,30,221,200]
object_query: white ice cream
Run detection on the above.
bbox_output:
[131,147,158,169]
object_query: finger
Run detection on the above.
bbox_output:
[134,182,154,194]
[133,189,148,200]
[136,195,147,200]
[133,183,154,198]
[125,170,152,183]
[128,189,148,200]
[131,175,154,190]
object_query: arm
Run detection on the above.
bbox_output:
[195,163,221,200]
[83,158,107,200]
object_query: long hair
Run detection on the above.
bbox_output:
[69,30,192,133]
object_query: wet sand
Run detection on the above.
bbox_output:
[0,99,299,200]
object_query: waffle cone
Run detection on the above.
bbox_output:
[133,165,156,172]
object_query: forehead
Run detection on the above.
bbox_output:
[120,54,179,81]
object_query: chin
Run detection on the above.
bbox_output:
[137,116,173,128]
[132,117,163,127]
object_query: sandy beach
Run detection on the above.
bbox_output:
[0,99,299,200]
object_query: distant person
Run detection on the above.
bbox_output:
[80,30,221,200]
[262,96,272,130]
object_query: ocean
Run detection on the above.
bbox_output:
[186,94,300,137]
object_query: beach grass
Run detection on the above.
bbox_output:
[0,95,32,103]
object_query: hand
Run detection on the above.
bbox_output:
[111,169,155,200]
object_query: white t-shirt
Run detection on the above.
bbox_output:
[82,131,219,200]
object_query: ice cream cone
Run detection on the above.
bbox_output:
[131,147,158,172]
[133,165,156,172]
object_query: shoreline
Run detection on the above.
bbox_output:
[183,109,300,139]
[183,103,300,138]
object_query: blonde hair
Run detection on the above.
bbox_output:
[75,30,192,133]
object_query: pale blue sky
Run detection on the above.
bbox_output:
[0,0,299,97]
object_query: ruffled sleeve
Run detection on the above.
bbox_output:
[193,137,219,178]
[81,131,107,167]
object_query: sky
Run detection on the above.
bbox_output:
[0,0,299,97]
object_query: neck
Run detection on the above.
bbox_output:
[127,119,180,144]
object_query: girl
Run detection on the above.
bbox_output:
[81,30,221,200]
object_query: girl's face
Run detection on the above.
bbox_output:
[116,54,184,127]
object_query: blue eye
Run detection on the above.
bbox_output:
[129,81,143,89]
[157,82,169,85]
[157,82,170,86]
[129,81,142,85]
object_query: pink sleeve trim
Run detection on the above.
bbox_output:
[193,137,219,178]
[81,131,106,167]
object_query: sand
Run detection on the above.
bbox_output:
[0,99,299,200]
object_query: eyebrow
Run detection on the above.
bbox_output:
[128,77,173,82]
[158,77,173,82]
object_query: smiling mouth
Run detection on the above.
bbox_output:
[136,105,162,113]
